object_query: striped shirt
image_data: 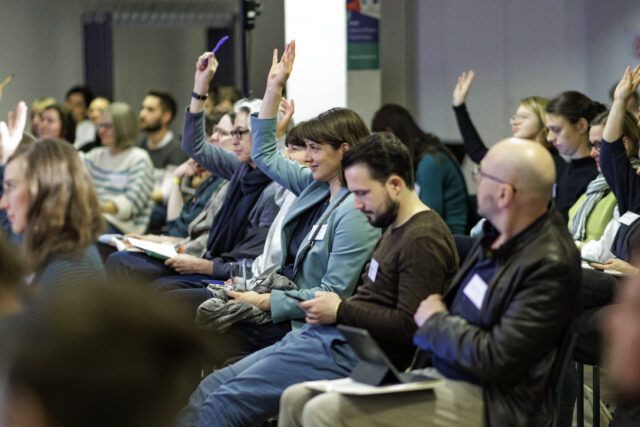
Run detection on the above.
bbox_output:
[84,146,154,234]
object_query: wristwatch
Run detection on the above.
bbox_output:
[191,91,207,101]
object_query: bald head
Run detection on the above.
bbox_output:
[482,138,555,204]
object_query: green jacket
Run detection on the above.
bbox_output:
[251,116,381,327]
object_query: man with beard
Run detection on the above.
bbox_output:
[179,132,459,426]
[138,91,188,232]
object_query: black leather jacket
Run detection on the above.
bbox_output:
[414,208,581,426]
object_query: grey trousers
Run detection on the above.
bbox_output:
[278,368,483,427]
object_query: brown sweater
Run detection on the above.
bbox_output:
[336,209,458,369]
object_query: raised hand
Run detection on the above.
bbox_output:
[612,65,640,103]
[276,98,295,139]
[266,40,296,90]
[452,70,476,107]
[174,159,200,178]
[0,101,27,164]
[193,52,219,95]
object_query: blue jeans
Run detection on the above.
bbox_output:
[179,324,358,427]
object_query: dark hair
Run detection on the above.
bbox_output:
[371,103,446,168]
[7,284,210,427]
[285,121,307,148]
[591,110,640,160]
[43,104,76,143]
[205,111,236,136]
[146,90,177,123]
[343,132,415,189]
[298,108,369,149]
[546,91,607,124]
[65,85,95,107]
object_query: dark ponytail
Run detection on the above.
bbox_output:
[546,91,607,124]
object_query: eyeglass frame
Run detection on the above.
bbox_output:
[471,165,517,193]
[230,128,250,139]
[587,140,602,152]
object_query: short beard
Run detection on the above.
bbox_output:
[142,121,162,133]
[370,193,399,228]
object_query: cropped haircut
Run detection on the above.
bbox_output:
[43,104,76,143]
[285,121,307,148]
[591,110,640,159]
[298,108,369,149]
[546,91,607,125]
[342,132,415,190]
[65,85,95,107]
[109,102,139,150]
[7,139,104,271]
[147,90,177,123]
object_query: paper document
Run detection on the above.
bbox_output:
[126,237,178,260]
[302,377,442,396]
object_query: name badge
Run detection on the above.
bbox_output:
[463,274,488,310]
[620,211,640,226]
[310,224,328,241]
[368,258,379,283]
[109,174,128,187]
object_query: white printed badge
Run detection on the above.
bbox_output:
[463,274,488,310]
[619,211,640,226]
[109,174,128,187]
[368,259,379,283]
[310,224,328,241]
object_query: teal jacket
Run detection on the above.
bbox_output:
[251,116,381,326]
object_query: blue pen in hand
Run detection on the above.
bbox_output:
[201,35,229,67]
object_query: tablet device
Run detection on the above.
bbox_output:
[337,324,436,386]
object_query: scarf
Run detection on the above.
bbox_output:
[205,164,272,259]
[570,174,609,241]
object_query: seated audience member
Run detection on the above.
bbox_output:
[289,138,581,427]
[64,84,96,150]
[0,138,105,289]
[84,102,154,234]
[1,285,210,427]
[107,97,279,289]
[181,75,453,426]
[29,97,56,138]
[138,91,188,233]
[579,109,640,260]
[546,91,605,220]
[568,110,636,245]
[452,70,566,180]
[38,103,75,143]
[371,103,468,234]
[76,95,111,153]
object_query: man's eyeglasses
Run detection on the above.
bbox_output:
[472,166,517,193]
[588,140,601,152]
[230,128,250,139]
